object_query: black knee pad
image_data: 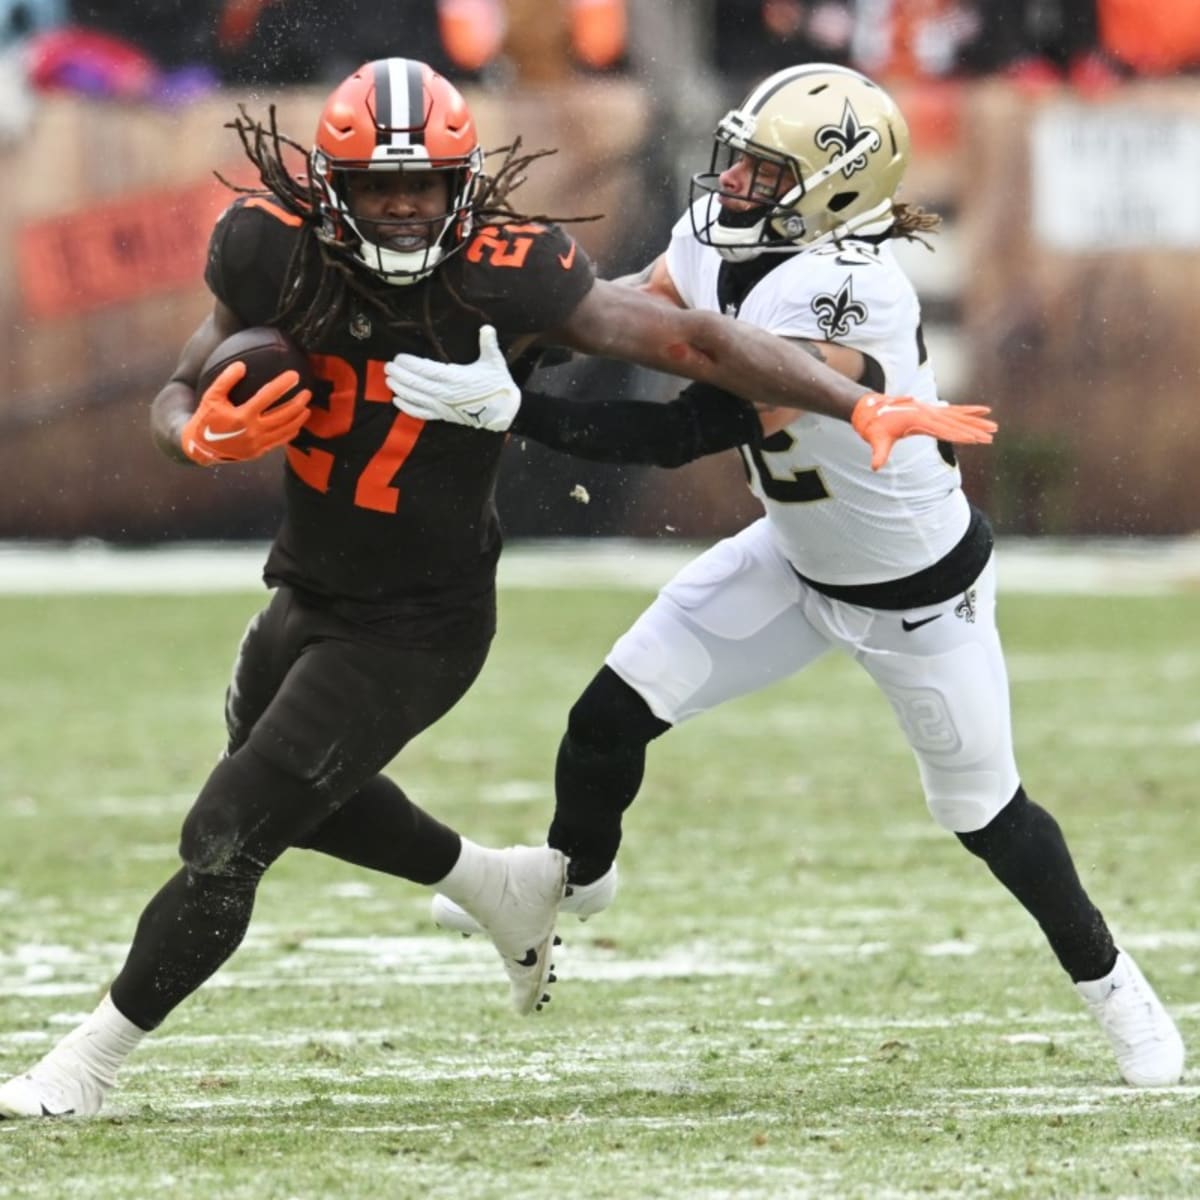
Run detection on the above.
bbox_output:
[567,665,671,751]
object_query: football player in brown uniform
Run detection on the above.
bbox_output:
[0,58,995,1119]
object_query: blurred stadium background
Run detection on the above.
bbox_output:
[1,0,1199,546]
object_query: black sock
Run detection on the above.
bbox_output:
[957,788,1116,982]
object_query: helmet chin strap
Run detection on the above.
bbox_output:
[356,240,445,286]
[709,202,797,262]
[344,207,461,285]
[706,191,895,260]
[774,197,896,253]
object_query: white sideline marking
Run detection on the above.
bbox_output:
[1,538,1198,595]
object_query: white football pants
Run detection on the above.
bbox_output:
[606,517,1020,833]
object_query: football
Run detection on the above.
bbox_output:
[197,326,313,407]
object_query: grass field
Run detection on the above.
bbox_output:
[0,557,1197,1199]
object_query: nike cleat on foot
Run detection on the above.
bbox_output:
[457,844,568,1016]
[1076,948,1185,1087]
[0,1048,109,1119]
[433,861,617,937]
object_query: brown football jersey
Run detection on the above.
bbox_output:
[204,195,595,644]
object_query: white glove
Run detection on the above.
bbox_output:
[384,325,521,433]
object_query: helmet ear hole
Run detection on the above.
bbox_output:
[828,191,858,213]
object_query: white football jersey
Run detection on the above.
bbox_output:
[666,201,970,586]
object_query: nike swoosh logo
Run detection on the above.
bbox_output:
[41,1103,74,1116]
[557,242,577,270]
[461,405,486,424]
[901,614,942,632]
[202,426,245,443]
[515,948,538,968]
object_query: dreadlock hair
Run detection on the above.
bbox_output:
[888,201,942,249]
[218,106,598,348]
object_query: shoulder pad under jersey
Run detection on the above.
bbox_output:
[204,194,306,327]
[454,221,595,336]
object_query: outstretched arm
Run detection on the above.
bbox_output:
[387,320,995,470]
[550,278,866,419]
[546,279,994,466]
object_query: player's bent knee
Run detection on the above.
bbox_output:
[179,803,247,877]
[923,775,1014,833]
[178,746,314,878]
[567,665,671,750]
[606,615,712,725]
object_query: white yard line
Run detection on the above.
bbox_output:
[1,537,1198,595]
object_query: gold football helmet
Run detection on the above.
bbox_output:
[690,64,910,260]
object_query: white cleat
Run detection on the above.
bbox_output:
[433,861,618,938]
[0,1046,110,1119]
[1076,948,1185,1087]
[457,844,568,1016]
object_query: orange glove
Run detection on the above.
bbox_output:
[181,362,312,467]
[851,393,997,471]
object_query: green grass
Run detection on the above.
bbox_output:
[0,578,1197,1199]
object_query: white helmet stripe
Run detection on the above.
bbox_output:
[740,62,870,116]
[375,58,426,146]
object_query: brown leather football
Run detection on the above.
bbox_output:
[197,326,313,406]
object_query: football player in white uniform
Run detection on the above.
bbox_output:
[387,65,1183,1088]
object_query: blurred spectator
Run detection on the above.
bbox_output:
[965,0,1120,94]
[438,0,627,82]
[1097,0,1200,77]
[69,0,219,71]
[214,0,627,86]
[216,1,447,86]
[19,1,221,104]
[3,0,64,48]
[26,1,220,104]
[844,2,1119,94]
[714,1,854,92]
[851,0,982,80]
[0,0,65,143]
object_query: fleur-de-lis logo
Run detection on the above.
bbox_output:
[814,100,882,179]
[954,588,977,624]
[810,276,868,339]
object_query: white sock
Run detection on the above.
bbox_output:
[53,994,148,1087]
[436,837,503,912]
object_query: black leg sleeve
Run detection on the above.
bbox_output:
[957,787,1117,982]
[547,666,671,885]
